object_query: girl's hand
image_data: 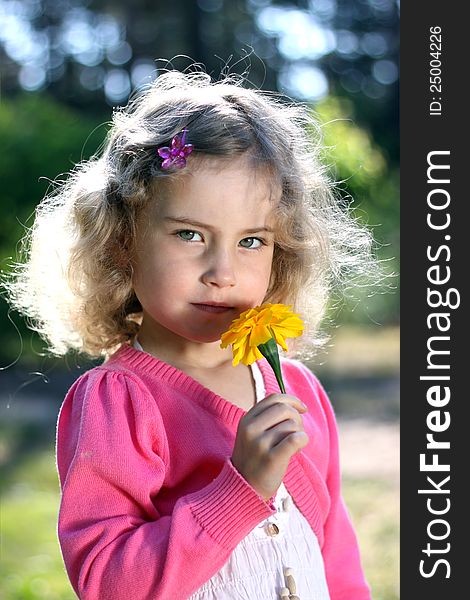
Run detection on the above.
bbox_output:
[231,394,309,501]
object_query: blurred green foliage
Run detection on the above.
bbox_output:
[316,95,399,242]
[0,95,106,258]
[0,95,106,362]
[0,442,76,600]
[315,96,399,326]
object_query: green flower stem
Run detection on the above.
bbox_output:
[257,335,286,394]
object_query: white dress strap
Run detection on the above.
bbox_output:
[250,360,266,402]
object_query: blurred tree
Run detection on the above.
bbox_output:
[315,95,399,324]
[0,94,105,258]
[322,0,399,162]
[0,0,278,112]
[316,95,398,238]
[1,0,398,154]
[0,95,105,362]
[251,0,399,161]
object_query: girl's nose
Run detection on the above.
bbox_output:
[201,250,236,288]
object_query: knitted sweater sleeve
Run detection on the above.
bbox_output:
[287,361,371,600]
[56,369,273,600]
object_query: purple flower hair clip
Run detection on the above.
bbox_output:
[157,129,194,170]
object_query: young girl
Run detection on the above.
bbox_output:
[7,70,375,599]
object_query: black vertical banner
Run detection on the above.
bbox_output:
[401,2,466,598]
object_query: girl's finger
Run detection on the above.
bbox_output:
[258,418,306,450]
[270,430,310,460]
[245,402,304,437]
[245,393,307,419]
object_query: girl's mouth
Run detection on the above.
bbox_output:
[191,303,234,314]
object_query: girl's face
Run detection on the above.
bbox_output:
[132,156,278,348]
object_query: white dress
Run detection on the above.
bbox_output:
[134,342,330,600]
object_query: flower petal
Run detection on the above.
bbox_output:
[220,303,304,367]
[158,147,171,159]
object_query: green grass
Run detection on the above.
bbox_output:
[1,450,76,600]
[343,477,399,600]
[1,448,399,600]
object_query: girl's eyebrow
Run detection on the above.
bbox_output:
[163,216,274,234]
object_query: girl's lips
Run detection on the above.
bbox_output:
[191,303,234,314]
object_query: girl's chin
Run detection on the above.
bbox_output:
[188,333,227,345]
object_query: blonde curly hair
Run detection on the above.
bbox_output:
[6,70,376,358]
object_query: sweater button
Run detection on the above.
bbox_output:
[265,522,280,536]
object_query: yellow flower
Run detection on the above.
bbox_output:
[220,303,304,366]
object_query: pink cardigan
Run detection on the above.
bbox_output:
[56,345,371,600]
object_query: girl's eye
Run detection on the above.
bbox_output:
[177,230,202,242]
[239,237,263,249]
